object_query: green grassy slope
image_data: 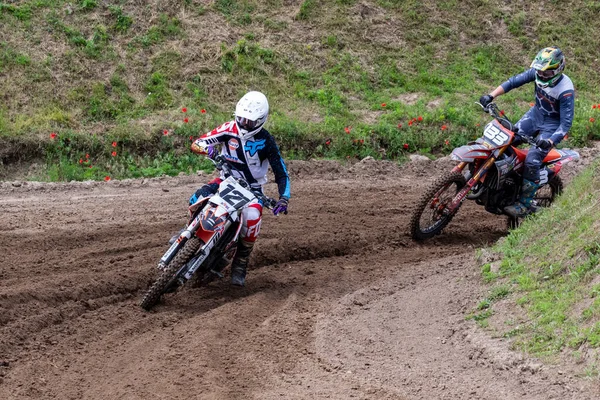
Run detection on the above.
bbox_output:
[1,0,600,180]
[474,162,600,372]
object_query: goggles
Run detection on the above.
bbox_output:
[236,116,259,131]
[536,69,558,80]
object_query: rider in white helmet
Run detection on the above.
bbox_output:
[186,91,291,286]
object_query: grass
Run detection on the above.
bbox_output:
[1,1,600,180]
[474,162,600,361]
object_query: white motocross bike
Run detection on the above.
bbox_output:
[140,155,276,311]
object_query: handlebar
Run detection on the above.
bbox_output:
[212,155,277,209]
[477,102,538,147]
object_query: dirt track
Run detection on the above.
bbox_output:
[1,155,598,400]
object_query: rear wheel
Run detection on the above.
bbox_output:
[507,175,563,229]
[140,237,201,311]
[410,171,467,240]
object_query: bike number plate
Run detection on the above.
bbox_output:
[218,178,255,209]
[483,122,511,146]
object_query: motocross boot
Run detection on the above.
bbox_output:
[230,239,254,287]
[504,179,540,218]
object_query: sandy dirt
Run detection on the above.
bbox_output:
[1,153,599,400]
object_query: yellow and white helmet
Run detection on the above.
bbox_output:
[531,47,565,89]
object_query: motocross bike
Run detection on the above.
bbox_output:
[140,155,276,310]
[409,102,580,240]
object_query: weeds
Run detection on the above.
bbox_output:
[477,163,600,359]
[1,1,600,181]
[109,6,133,33]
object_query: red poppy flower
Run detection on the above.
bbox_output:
[381,103,387,107]
[86,153,90,158]
[189,135,194,141]
[79,159,83,164]
[111,141,117,147]
[593,105,597,109]
[591,117,596,123]
[183,118,189,123]
[441,125,447,130]
[397,123,402,129]
[163,130,169,135]
[344,126,351,134]
[111,151,117,157]
[408,121,413,126]
[50,132,57,139]
[88,165,93,169]
[500,110,505,116]
[325,140,331,145]
[417,116,423,122]
[104,176,111,182]
[360,139,364,144]
[201,109,206,114]
[182,107,187,113]
[475,123,480,127]
[403,143,409,150]
[530,103,535,107]
[444,140,450,146]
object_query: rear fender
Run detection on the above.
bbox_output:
[544,149,580,176]
[552,149,580,165]
[450,144,493,162]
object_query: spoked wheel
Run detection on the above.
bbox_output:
[410,171,467,240]
[140,237,201,311]
[507,175,563,229]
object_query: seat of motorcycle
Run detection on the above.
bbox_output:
[512,147,562,163]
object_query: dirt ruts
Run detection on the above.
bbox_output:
[0,153,598,400]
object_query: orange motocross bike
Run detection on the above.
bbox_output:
[410,102,579,240]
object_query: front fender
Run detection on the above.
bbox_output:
[450,144,492,162]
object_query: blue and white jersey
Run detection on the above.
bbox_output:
[194,121,291,200]
[500,69,575,143]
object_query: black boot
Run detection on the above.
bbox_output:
[230,239,254,287]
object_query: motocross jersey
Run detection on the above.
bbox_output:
[192,121,291,200]
[500,68,575,144]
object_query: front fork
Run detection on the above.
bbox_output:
[447,152,503,213]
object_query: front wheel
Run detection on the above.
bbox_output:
[507,175,563,229]
[410,171,467,240]
[140,237,201,311]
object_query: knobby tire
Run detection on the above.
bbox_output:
[409,171,467,241]
[140,237,201,311]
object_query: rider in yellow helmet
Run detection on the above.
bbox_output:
[479,47,575,217]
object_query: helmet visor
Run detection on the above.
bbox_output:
[236,116,259,132]
[536,69,558,81]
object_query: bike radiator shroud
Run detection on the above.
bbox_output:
[475,153,519,214]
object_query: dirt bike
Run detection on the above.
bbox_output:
[409,102,580,240]
[140,154,276,310]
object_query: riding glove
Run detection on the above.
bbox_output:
[206,145,218,159]
[479,94,494,107]
[535,137,553,150]
[273,198,289,216]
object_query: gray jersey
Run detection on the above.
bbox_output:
[500,69,575,143]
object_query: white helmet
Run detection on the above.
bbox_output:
[235,91,269,139]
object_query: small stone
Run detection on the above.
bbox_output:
[409,154,430,163]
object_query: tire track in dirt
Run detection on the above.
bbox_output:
[0,156,595,399]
